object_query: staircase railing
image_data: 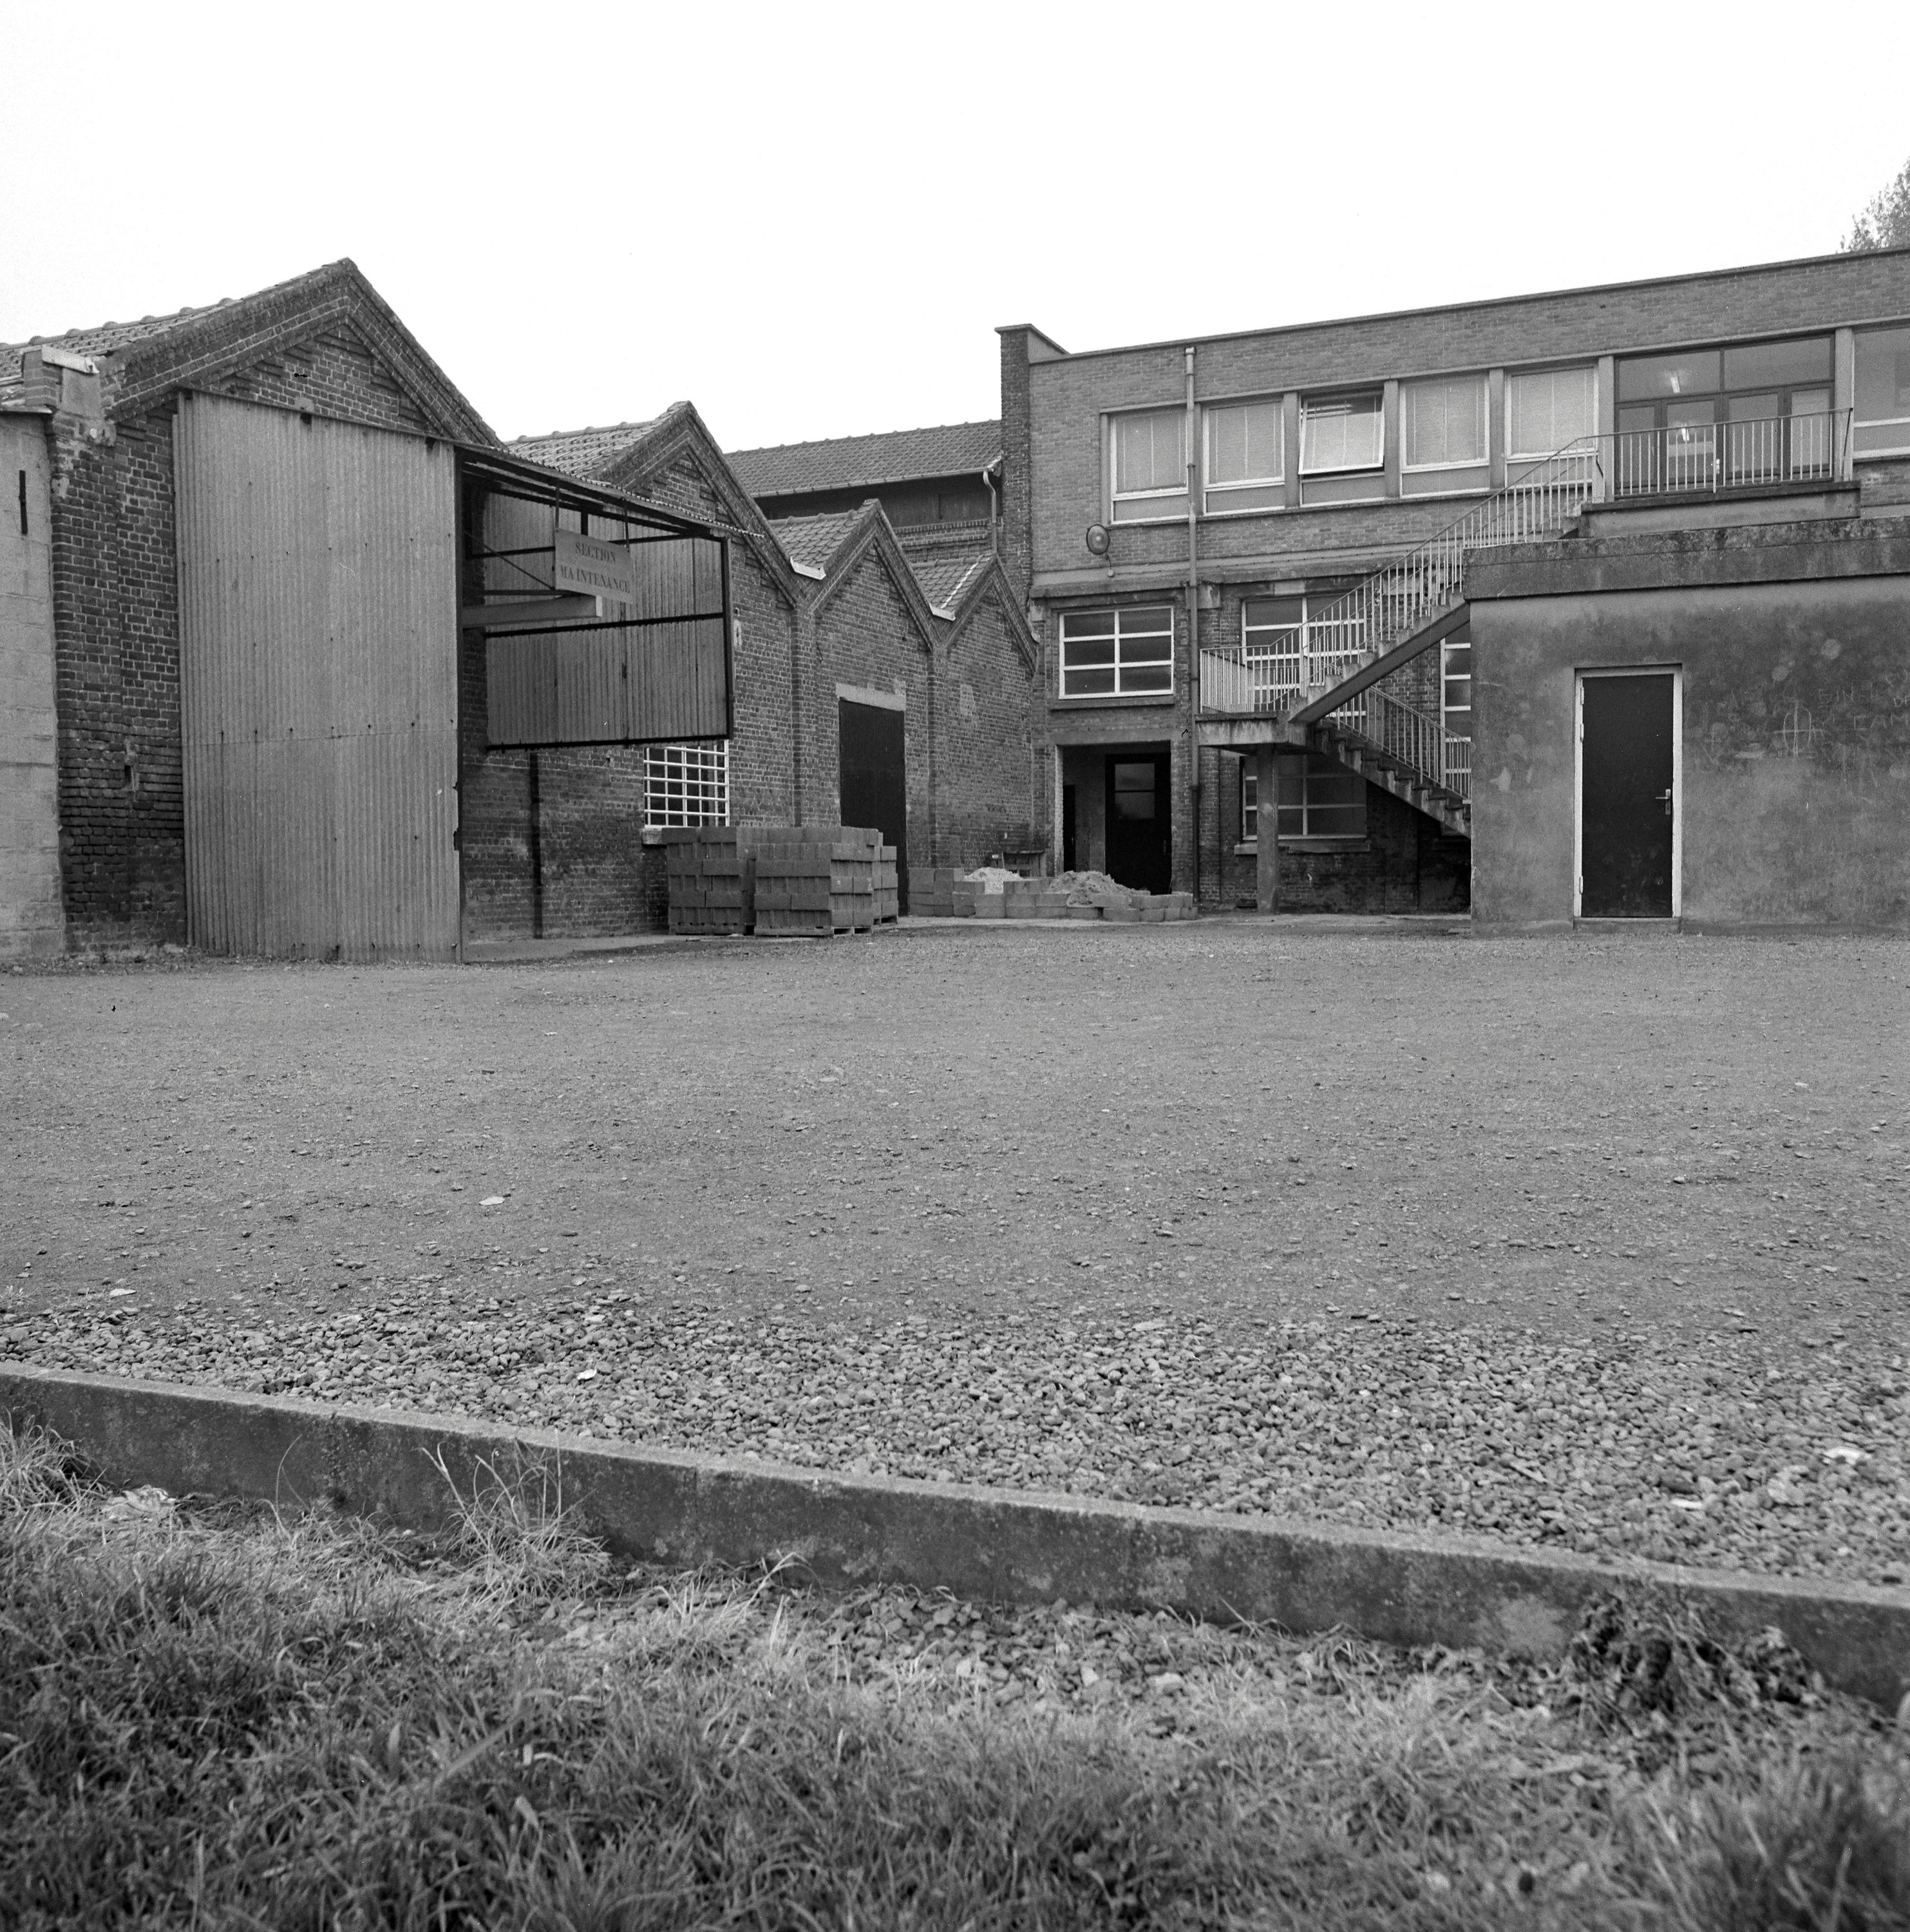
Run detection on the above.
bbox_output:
[1301,436,1603,676]
[1196,435,1603,726]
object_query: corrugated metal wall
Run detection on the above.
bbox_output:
[480,489,728,747]
[176,394,460,960]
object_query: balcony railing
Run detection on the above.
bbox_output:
[1613,408,1848,498]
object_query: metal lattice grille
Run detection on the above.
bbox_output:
[643,742,730,827]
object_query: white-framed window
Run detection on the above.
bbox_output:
[1854,325,1910,459]
[1242,753,1367,841]
[1059,605,1175,698]
[1204,398,1285,513]
[1506,365,1599,461]
[1109,408,1188,522]
[1300,392,1384,474]
[644,741,729,826]
[1403,374,1487,471]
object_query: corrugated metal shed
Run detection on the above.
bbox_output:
[175,393,460,960]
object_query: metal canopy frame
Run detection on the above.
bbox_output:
[457,444,735,745]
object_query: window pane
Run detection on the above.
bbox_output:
[1120,663,1173,693]
[1064,665,1117,696]
[1404,375,1486,468]
[644,741,729,828]
[1721,336,1831,390]
[1855,327,1910,424]
[1063,633,1116,667]
[1617,350,1721,401]
[1061,611,1116,641]
[1208,400,1283,484]
[1209,404,1247,483]
[1300,393,1383,472]
[1242,769,1258,840]
[1114,410,1183,493]
[1111,491,1187,522]
[1243,596,1304,631]
[1507,366,1597,457]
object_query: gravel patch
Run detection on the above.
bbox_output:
[10,1289,1907,1588]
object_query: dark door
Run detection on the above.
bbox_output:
[1580,674,1674,917]
[1061,785,1077,873]
[1104,752,1172,894]
[838,699,909,912]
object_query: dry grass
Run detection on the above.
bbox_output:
[3,1421,1906,1931]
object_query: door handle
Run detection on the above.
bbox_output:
[1656,789,1674,817]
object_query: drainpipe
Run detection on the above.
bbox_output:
[1184,345,1199,902]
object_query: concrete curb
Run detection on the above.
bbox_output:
[5,1364,1906,1707]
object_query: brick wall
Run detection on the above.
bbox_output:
[808,548,934,869]
[1023,249,1910,584]
[936,590,1041,866]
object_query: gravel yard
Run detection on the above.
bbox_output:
[3,919,1907,1587]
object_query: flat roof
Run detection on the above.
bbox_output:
[1016,242,1910,365]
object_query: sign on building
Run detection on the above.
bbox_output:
[552,527,637,607]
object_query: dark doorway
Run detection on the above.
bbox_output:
[1104,751,1172,894]
[1580,673,1675,917]
[838,699,909,913]
[1061,785,1077,872]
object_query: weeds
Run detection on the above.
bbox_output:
[3,1419,1907,1929]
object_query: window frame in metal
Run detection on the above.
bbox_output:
[1108,408,1190,524]
[1298,390,1385,477]
[1853,324,1910,459]
[1202,396,1286,514]
[643,740,730,828]
[1241,752,1368,842]
[1401,373,1488,473]
[1058,604,1177,699]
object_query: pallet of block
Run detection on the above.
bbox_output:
[663,828,752,937]
[748,826,879,936]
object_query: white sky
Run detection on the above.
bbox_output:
[5,0,1907,453]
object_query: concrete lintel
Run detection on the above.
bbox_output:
[1197,717,1309,750]
[3,1365,1907,1709]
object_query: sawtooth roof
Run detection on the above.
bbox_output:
[907,547,994,614]
[728,420,1001,498]
[769,509,865,573]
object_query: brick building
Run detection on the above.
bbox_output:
[0,263,734,960]
[507,413,1043,906]
[995,245,1910,925]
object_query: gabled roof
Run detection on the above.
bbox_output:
[0,260,495,442]
[907,547,994,617]
[728,420,1001,498]
[769,509,865,574]
[507,419,657,480]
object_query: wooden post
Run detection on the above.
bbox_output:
[1256,744,1280,914]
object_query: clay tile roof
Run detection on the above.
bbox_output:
[907,547,994,615]
[728,420,1001,498]
[506,421,656,480]
[768,509,865,573]
[0,303,227,396]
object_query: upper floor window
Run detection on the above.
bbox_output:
[1300,392,1384,474]
[1059,605,1175,699]
[1615,336,1833,493]
[1204,399,1284,513]
[1110,409,1187,521]
[1506,365,1599,463]
[1403,375,1486,471]
[1855,325,1910,458]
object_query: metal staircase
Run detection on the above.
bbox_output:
[1199,439,1603,833]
